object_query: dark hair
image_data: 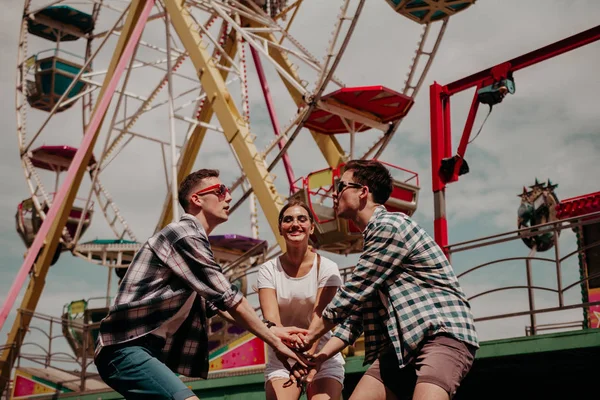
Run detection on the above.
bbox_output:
[278,199,314,226]
[178,169,220,212]
[344,160,393,204]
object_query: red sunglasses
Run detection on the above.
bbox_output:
[193,184,230,200]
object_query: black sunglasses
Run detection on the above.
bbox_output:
[335,180,364,194]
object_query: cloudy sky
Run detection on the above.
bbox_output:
[0,0,599,371]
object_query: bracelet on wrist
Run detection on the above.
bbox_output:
[262,319,276,328]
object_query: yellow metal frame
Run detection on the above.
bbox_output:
[158,5,347,243]
[0,0,149,389]
[163,0,287,250]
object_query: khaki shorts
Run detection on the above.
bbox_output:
[364,334,476,399]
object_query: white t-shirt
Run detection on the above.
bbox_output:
[257,254,345,368]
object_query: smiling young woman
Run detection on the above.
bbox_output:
[257,200,345,400]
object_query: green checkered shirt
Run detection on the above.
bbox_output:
[322,207,478,367]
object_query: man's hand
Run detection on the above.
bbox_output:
[284,353,327,388]
[295,331,318,352]
[273,341,311,372]
[270,326,308,349]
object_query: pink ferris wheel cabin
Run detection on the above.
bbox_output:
[28,145,97,172]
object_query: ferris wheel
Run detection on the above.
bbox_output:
[2,0,475,391]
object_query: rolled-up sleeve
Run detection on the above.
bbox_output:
[204,298,219,319]
[332,308,364,345]
[322,223,404,324]
[170,235,243,311]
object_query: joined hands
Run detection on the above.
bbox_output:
[269,326,324,389]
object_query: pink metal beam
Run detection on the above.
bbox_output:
[248,45,296,193]
[0,0,155,331]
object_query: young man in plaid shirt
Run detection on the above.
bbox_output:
[94,169,308,400]
[297,160,479,400]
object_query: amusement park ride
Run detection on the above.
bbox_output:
[0,0,599,398]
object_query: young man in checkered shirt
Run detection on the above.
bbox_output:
[94,169,308,400]
[297,160,479,400]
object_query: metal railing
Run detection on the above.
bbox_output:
[450,211,600,335]
[0,308,102,399]
[335,212,600,339]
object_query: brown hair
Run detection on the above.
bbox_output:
[178,169,220,212]
[278,199,314,226]
[344,160,393,204]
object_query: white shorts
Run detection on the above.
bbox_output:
[264,350,345,387]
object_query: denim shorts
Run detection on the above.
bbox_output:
[95,334,195,400]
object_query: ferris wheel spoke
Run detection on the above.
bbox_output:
[22,156,52,207]
[228,105,307,196]
[99,54,187,168]
[79,77,147,101]
[363,19,449,160]
[186,12,242,75]
[90,179,137,241]
[155,25,240,231]
[244,31,325,80]
[22,156,81,248]
[91,10,168,40]
[57,85,96,109]
[404,19,449,98]
[114,81,203,125]
[242,16,346,92]
[88,0,128,15]
[211,3,308,96]
[174,114,224,133]
[312,0,365,99]
[99,14,229,170]
[228,104,312,213]
[193,0,271,26]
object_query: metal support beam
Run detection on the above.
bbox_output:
[249,24,346,168]
[429,82,448,253]
[249,45,296,192]
[155,28,239,232]
[0,0,153,391]
[163,0,286,250]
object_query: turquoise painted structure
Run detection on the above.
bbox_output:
[26,50,89,112]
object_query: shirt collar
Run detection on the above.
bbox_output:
[365,205,387,232]
[180,213,207,234]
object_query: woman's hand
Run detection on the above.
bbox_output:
[270,326,308,348]
[273,341,312,372]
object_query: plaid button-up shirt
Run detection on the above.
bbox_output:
[96,214,243,378]
[323,207,478,367]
